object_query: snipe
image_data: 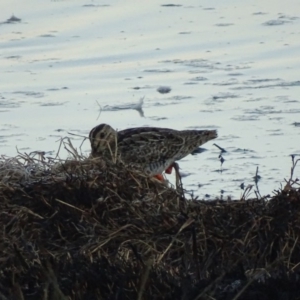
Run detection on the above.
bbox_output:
[89,123,217,180]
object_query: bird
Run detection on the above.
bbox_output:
[89,123,217,180]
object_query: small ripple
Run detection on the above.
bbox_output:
[157,86,171,94]
[13,91,44,98]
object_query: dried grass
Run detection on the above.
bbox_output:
[0,141,300,300]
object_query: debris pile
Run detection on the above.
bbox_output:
[0,149,299,300]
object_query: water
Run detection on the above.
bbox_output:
[0,0,299,199]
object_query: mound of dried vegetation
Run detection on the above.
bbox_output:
[0,142,299,300]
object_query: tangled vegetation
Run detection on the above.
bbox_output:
[0,141,299,300]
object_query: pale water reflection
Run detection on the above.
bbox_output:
[0,0,299,198]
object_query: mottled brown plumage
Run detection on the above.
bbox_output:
[89,123,217,176]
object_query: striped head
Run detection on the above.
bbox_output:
[89,123,117,157]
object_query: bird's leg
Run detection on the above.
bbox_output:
[154,174,165,181]
[154,162,180,182]
[165,164,174,174]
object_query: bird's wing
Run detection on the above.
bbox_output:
[117,127,185,164]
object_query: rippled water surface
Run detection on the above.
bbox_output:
[1,0,299,198]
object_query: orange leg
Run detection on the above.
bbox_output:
[154,174,165,181]
[154,163,176,181]
[165,164,174,174]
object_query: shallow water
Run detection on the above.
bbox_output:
[0,0,299,199]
